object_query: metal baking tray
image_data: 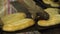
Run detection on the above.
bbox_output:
[0,0,60,34]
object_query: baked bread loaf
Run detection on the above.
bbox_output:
[1,13,26,25]
[38,8,60,26]
[1,13,34,32]
[42,0,60,7]
[3,18,34,32]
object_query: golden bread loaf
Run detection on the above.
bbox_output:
[42,0,60,7]
[3,18,34,32]
[1,13,26,25]
[1,13,34,31]
[38,8,60,26]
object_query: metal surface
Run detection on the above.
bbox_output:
[0,0,60,34]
